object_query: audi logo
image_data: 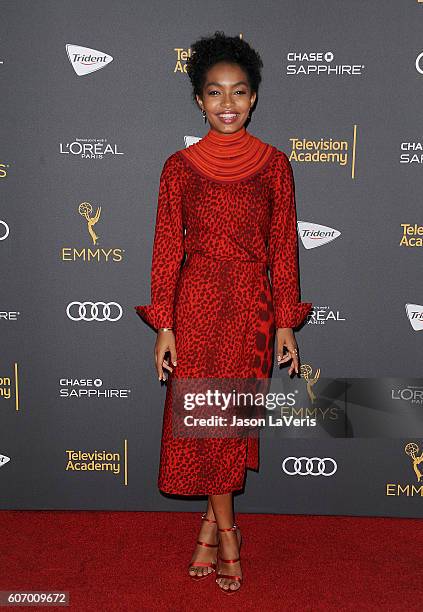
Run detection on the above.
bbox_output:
[66,301,123,321]
[282,456,337,476]
[0,220,9,240]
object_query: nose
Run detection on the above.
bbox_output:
[221,92,234,108]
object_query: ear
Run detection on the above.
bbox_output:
[195,94,203,110]
[250,91,257,107]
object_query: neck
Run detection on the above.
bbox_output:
[179,125,274,182]
[208,126,247,138]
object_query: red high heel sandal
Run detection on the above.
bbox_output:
[188,512,218,581]
[215,524,243,594]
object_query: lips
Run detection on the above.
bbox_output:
[217,112,239,124]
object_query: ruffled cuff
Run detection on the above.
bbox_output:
[134,303,174,332]
[274,301,313,329]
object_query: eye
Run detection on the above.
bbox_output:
[207,90,220,95]
[235,90,247,94]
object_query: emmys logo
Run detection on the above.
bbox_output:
[405,442,423,482]
[298,222,341,250]
[61,202,124,262]
[386,441,423,497]
[405,304,423,331]
[0,363,20,411]
[300,364,320,404]
[0,163,10,179]
[66,44,113,76]
[0,454,11,468]
[80,201,101,245]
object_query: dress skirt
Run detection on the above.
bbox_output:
[158,251,275,496]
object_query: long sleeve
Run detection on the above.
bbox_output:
[268,152,313,329]
[134,154,185,331]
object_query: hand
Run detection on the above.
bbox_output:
[275,328,300,376]
[155,329,177,382]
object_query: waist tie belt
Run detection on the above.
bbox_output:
[187,251,268,273]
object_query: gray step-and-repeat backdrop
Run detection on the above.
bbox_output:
[1,1,422,518]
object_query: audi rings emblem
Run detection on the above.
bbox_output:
[282,456,337,476]
[0,220,10,240]
[66,301,123,321]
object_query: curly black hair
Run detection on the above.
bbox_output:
[186,31,263,106]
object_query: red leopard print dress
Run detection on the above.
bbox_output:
[135,127,313,495]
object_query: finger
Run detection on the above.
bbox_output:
[277,347,293,364]
[278,352,292,363]
[162,359,173,373]
[170,345,177,367]
[156,349,165,381]
[288,351,299,375]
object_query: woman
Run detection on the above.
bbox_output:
[135,31,312,594]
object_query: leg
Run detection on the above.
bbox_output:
[209,492,242,592]
[188,496,218,578]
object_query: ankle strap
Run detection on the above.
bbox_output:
[201,512,217,524]
[218,524,237,532]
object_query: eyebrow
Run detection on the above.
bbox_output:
[205,80,249,88]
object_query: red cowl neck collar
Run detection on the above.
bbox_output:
[179,126,275,182]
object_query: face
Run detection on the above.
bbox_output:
[196,61,257,135]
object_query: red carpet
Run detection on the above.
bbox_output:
[1,510,421,611]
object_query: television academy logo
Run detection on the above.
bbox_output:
[399,223,423,247]
[405,304,423,331]
[0,363,20,411]
[0,220,9,240]
[59,138,124,159]
[285,51,365,76]
[174,47,193,73]
[288,126,359,178]
[65,445,128,484]
[66,44,113,76]
[298,222,341,249]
